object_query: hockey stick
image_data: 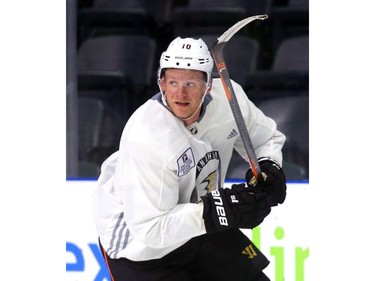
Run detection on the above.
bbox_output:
[210,15,268,184]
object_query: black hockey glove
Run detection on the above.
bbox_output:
[246,158,287,206]
[201,184,272,234]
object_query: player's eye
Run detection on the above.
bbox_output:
[186,81,198,87]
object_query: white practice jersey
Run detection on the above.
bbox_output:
[91,78,286,261]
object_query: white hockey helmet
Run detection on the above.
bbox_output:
[158,37,214,85]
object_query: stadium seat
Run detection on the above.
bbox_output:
[269,0,309,53]
[171,0,246,37]
[226,150,308,181]
[77,0,156,45]
[77,34,157,117]
[198,34,260,85]
[245,35,309,104]
[237,0,272,16]
[273,35,309,71]
[257,95,309,176]
[78,97,124,168]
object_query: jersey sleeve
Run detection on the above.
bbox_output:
[114,139,206,249]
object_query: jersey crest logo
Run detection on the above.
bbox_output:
[201,170,218,193]
[177,147,195,177]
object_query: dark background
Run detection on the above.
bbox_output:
[66,0,309,181]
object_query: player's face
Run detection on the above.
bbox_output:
[160,68,209,125]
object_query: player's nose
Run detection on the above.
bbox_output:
[175,85,189,96]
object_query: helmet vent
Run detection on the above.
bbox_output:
[198,58,210,65]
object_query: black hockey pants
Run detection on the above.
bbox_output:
[99,228,270,281]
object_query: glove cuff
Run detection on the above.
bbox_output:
[201,192,230,234]
[257,157,281,168]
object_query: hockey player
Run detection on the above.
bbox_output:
[92,37,287,281]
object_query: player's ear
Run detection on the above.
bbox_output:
[159,76,166,91]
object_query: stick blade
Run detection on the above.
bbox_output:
[217,15,268,44]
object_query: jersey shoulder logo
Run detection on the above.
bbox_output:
[177,147,195,177]
[227,128,238,139]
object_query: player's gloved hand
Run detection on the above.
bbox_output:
[245,157,287,206]
[201,184,272,234]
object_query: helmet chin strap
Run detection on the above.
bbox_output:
[158,83,210,123]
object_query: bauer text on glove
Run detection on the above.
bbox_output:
[201,184,272,234]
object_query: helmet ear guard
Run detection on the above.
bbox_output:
[157,37,214,86]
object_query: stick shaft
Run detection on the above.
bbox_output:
[213,50,262,180]
[210,15,268,183]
